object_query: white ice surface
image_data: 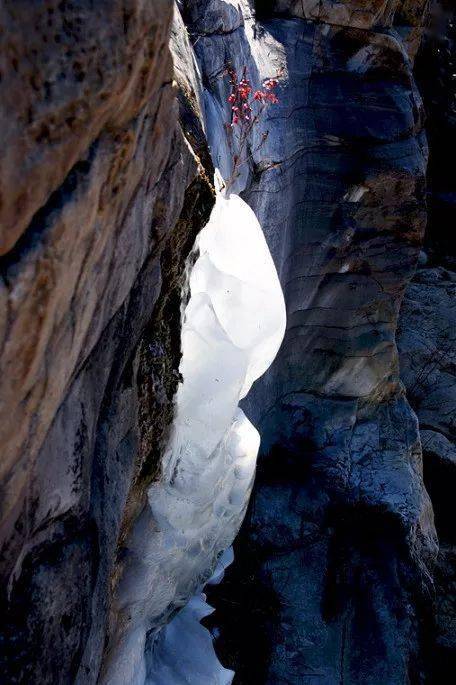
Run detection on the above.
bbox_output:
[102,192,285,685]
[145,548,234,685]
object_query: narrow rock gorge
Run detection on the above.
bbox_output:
[0,1,454,684]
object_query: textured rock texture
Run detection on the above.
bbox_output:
[398,266,456,681]
[183,1,439,683]
[0,2,213,683]
[398,2,456,679]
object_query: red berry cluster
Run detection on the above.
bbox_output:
[223,64,281,190]
[225,66,279,127]
[253,79,279,104]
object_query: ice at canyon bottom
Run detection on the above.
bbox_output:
[102,191,286,684]
[145,547,235,685]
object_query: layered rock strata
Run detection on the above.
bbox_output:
[183,1,438,682]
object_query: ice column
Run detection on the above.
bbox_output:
[102,191,286,685]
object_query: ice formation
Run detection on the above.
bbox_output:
[102,191,286,684]
[145,548,235,685]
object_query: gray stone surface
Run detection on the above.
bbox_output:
[263,0,399,28]
[185,1,439,682]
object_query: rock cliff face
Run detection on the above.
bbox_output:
[0,2,213,682]
[0,1,454,684]
[183,1,439,683]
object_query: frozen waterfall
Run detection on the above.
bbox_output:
[102,191,285,684]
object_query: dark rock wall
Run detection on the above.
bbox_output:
[398,1,456,680]
[398,265,456,682]
[184,1,442,683]
[0,2,213,683]
[414,0,456,269]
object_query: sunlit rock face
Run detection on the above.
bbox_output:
[184,1,437,682]
[259,0,429,40]
[264,0,399,28]
[0,2,215,682]
[101,192,286,684]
